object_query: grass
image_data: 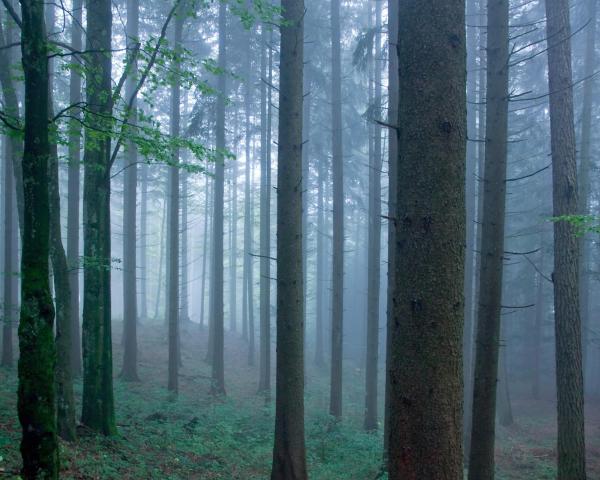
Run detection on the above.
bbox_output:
[1,321,599,478]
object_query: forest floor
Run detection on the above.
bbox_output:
[0,321,599,479]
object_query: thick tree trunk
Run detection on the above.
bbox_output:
[67,0,83,377]
[364,0,382,433]
[387,0,466,477]
[271,0,307,476]
[258,24,272,395]
[167,7,184,394]
[211,0,227,395]
[81,0,117,436]
[18,0,59,476]
[468,0,509,477]
[329,0,344,420]
[121,0,140,383]
[545,0,587,477]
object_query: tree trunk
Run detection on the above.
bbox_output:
[364,0,382,433]
[387,0,466,477]
[578,0,597,381]
[229,143,238,333]
[167,6,184,394]
[258,23,272,395]
[383,0,398,455]
[121,0,140,383]
[18,0,59,476]
[468,0,509,477]
[200,174,212,329]
[314,131,325,368]
[67,0,83,377]
[140,161,148,323]
[211,0,227,395]
[46,3,77,442]
[81,0,117,436]
[532,248,545,400]
[271,0,307,476]
[329,0,344,420]
[545,0,587,477]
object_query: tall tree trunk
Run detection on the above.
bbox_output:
[18,0,59,476]
[364,0,382,432]
[121,0,140,383]
[578,0,597,380]
[154,195,167,320]
[140,162,149,323]
[167,6,184,394]
[0,8,22,369]
[545,0,586,477]
[462,0,479,458]
[81,0,117,436]
[271,0,307,476]
[258,23,272,395]
[532,252,544,400]
[200,174,212,329]
[1,138,17,367]
[329,0,344,420]
[181,171,190,324]
[387,0,466,477]
[468,0,509,477]
[383,0,399,455]
[46,3,77,442]
[67,0,83,377]
[314,134,325,368]
[243,35,256,364]
[229,144,238,333]
[211,0,227,395]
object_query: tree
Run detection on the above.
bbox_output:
[81,0,117,436]
[364,0,382,432]
[211,0,227,395]
[329,0,344,420]
[167,2,184,395]
[67,0,83,377]
[18,0,59,476]
[47,3,77,442]
[258,22,273,395]
[271,0,307,477]
[121,0,141,383]
[387,0,466,477]
[468,0,510,476]
[545,0,586,477]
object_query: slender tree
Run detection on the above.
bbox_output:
[121,0,140,383]
[18,0,59,476]
[468,0,509,476]
[167,3,184,394]
[545,0,586,477]
[211,0,227,395]
[271,0,307,476]
[329,0,344,420]
[387,0,466,477]
[364,0,382,432]
[67,0,83,377]
[81,0,117,436]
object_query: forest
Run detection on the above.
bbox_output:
[0,0,599,478]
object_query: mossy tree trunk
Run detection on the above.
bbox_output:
[18,0,59,476]
[81,0,117,436]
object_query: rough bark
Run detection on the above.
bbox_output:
[329,0,344,420]
[271,0,307,476]
[121,0,140,383]
[468,0,509,477]
[81,0,117,436]
[387,0,466,478]
[545,0,587,477]
[211,0,227,395]
[18,0,59,476]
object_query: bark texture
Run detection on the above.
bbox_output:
[388,0,466,478]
